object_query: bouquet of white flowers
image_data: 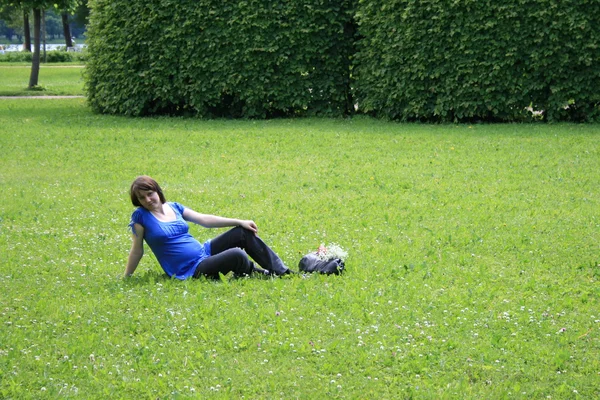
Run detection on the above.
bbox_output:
[316,243,348,262]
[299,243,347,275]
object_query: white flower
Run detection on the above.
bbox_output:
[316,243,348,261]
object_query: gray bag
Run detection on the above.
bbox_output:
[298,253,345,275]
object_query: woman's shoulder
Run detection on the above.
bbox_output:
[168,202,186,214]
[130,206,148,221]
[128,207,147,235]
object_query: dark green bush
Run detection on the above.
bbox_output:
[354,0,600,122]
[0,51,33,62]
[44,50,81,62]
[85,0,355,118]
[0,50,86,63]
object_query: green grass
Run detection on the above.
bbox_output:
[0,64,84,96]
[0,98,599,398]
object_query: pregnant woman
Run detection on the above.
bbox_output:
[125,176,292,279]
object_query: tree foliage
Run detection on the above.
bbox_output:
[1,0,75,86]
[353,0,600,122]
[85,0,355,118]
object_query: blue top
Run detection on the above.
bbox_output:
[128,202,211,279]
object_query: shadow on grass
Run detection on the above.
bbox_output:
[108,268,280,291]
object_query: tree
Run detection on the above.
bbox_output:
[3,0,52,87]
[22,9,30,50]
[2,0,79,88]
[53,0,81,48]
[61,12,72,47]
[70,0,87,28]
[0,3,28,47]
[42,9,61,38]
[28,6,39,87]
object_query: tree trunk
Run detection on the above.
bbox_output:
[28,8,41,89]
[23,10,32,52]
[62,13,73,48]
[42,10,46,63]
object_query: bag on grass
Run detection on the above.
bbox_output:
[298,253,345,275]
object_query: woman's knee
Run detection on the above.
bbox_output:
[232,225,251,238]
[193,247,251,278]
[225,248,252,273]
[226,247,248,261]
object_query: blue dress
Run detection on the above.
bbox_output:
[128,202,211,279]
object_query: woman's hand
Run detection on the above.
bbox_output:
[239,220,258,234]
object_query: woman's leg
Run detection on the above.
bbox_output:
[193,248,253,279]
[209,227,290,275]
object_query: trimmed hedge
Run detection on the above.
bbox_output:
[87,0,600,121]
[85,0,355,117]
[0,50,87,63]
[353,0,600,122]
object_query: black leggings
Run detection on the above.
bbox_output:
[193,227,288,279]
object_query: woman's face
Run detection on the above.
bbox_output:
[136,189,161,210]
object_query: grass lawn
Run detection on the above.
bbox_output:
[0,64,85,96]
[0,98,599,398]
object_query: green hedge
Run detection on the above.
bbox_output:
[85,0,355,117]
[353,0,600,122]
[0,50,87,63]
[86,0,600,121]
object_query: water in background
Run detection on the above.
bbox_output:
[0,44,86,52]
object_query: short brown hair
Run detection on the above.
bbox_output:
[129,176,166,207]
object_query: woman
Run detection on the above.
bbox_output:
[125,176,291,279]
